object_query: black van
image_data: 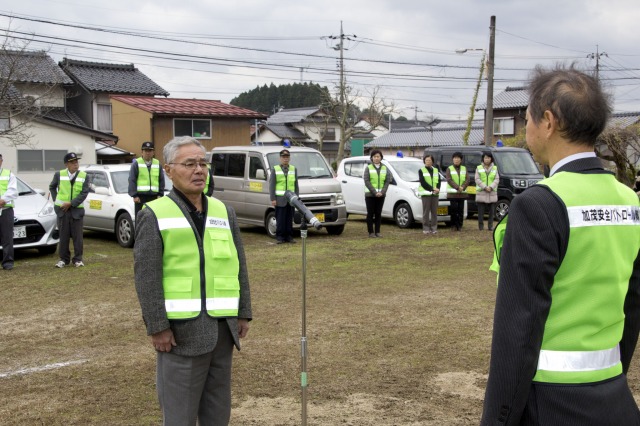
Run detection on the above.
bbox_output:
[424,146,544,219]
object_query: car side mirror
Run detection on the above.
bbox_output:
[95,186,111,196]
[256,169,266,180]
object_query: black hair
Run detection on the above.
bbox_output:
[370,149,383,160]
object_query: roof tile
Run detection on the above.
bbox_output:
[111,96,266,118]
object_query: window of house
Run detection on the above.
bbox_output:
[493,117,515,135]
[0,115,9,131]
[323,128,336,141]
[174,119,212,139]
[97,104,112,132]
[17,149,68,172]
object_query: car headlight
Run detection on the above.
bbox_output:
[39,202,55,217]
[412,187,421,198]
[336,193,345,205]
[511,179,528,188]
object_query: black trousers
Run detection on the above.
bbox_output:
[365,196,385,234]
[0,207,14,268]
[275,204,294,242]
[477,202,495,230]
[57,211,83,264]
[449,199,465,230]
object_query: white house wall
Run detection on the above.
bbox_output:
[0,120,97,190]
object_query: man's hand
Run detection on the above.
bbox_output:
[151,328,177,352]
[133,197,140,203]
[61,202,72,211]
[238,319,250,339]
[0,199,5,208]
[271,200,276,207]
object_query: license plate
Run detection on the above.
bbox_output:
[437,206,448,216]
[314,213,325,222]
[13,225,26,239]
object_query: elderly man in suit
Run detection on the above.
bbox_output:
[134,136,252,425]
[481,65,640,425]
[49,152,89,268]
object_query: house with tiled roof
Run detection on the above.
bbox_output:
[0,51,117,189]
[60,58,169,135]
[476,86,528,145]
[365,119,484,157]
[254,107,343,164]
[110,96,266,156]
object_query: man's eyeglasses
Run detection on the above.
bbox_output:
[169,161,209,170]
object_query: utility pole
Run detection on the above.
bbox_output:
[588,45,608,80]
[485,15,496,146]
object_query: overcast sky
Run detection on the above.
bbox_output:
[2,0,639,121]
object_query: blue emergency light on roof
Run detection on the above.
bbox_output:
[283,139,291,147]
[396,150,404,158]
[496,139,504,147]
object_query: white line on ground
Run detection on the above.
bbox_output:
[0,359,89,378]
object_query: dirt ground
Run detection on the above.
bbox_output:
[1,216,639,425]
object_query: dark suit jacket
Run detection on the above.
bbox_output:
[49,170,90,219]
[481,156,640,425]
[133,190,252,356]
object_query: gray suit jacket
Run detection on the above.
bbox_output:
[49,170,90,219]
[269,165,299,207]
[133,191,252,356]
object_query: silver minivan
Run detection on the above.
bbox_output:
[210,146,347,237]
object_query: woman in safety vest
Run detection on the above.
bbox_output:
[418,154,441,234]
[474,152,500,231]
[363,149,391,237]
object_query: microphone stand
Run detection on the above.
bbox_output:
[300,219,309,426]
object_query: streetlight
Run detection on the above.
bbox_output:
[456,16,496,146]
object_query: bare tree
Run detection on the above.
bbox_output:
[596,123,640,187]
[0,30,59,148]
[323,85,394,165]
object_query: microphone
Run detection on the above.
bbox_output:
[284,190,323,230]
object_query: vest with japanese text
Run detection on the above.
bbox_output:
[55,169,86,208]
[136,158,161,193]
[418,167,439,196]
[492,172,640,384]
[366,164,387,193]
[274,165,296,196]
[145,196,240,320]
[0,169,14,208]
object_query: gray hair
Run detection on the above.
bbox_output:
[528,64,612,145]
[163,136,205,164]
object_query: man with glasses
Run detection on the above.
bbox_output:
[269,149,299,244]
[128,141,165,219]
[134,136,252,425]
[49,152,89,268]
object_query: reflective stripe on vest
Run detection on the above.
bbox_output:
[0,169,14,208]
[492,172,640,384]
[446,165,467,193]
[418,167,439,196]
[365,164,387,193]
[55,170,86,208]
[146,197,240,320]
[203,171,211,193]
[274,165,296,196]
[136,158,161,193]
[476,165,497,187]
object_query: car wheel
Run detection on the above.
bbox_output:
[116,212,135,248]
[37,245,57,255]
[326,225,345,235]
[495,199,511,221]
[394,202,414,228]
[265,211,277,239]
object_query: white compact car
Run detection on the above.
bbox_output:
[337,156,456,228]
[2,176,59,254]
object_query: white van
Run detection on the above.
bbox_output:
[210,146,347,237]
[337,156,455,228]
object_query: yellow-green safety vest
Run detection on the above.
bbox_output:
[203,171,212,194]
[447,165,467,193]
[136,157,161,193]
[0,169,14,208]
[418,167,439,196]
[274,165,296,196]
[476,165,497,188]
[365,164,387,193]
[145,196,241,319]
[55,169,86,208]
[491,171,640,384]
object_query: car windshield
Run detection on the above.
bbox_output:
[111,171,130,194]
[16,177,36,196]
[386,159,423,182]
[494,151,541,175]
[266,152,334,178]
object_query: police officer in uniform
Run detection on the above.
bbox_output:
[128,141,165,219]
[481,65,640,425]
[0,153,18,270]
[49,152,89,268]
[134,136,251,425]
[269,149,299,244]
